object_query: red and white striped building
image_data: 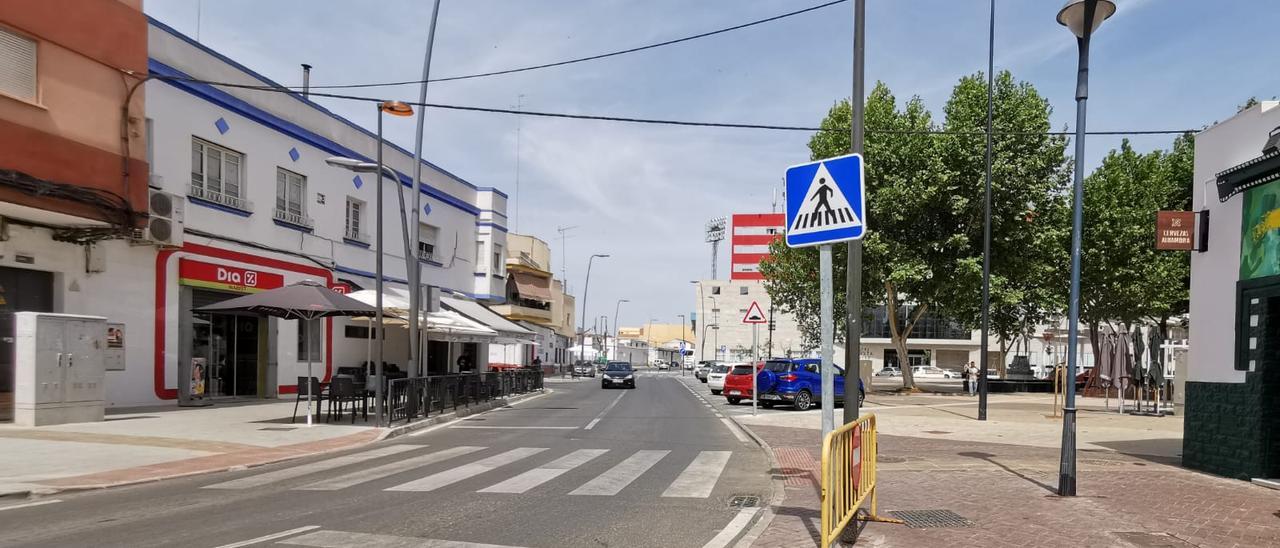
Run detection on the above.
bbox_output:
[730,213,785,281]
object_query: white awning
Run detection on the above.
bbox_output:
[347,290,499,342]
[442,296,536,344]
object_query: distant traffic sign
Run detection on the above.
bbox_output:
[785,154,866,247]
[742,301,767,324]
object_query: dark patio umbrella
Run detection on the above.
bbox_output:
[197,280,377,425]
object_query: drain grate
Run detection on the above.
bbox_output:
[889,509,974,529]
[258,427,297,432]
[728,495,760,508]
[1112,532,1197,547]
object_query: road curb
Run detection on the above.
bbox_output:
[0,388,551,501]
[675,376,786,548]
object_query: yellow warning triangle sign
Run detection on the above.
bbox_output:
[742,301,767,324]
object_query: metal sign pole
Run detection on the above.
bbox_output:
[752,322,759,416]
[820,244,835,436]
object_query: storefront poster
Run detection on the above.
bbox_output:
[191,357,207,397]
[1241,180,1280,280]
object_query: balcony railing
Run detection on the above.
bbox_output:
[344,226,369,243]
[273,207,314,229]
[188,183,253,212]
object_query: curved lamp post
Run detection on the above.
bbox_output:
[578,254,609,367]
[323,100,412,425]
[612,299,629,361]
[1055,0,1115,497]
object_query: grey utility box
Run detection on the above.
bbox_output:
[13,312,107,426]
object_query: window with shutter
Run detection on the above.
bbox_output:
[0,27,37,102]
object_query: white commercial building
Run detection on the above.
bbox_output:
[127,18,516,406]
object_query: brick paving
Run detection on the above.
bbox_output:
[747,425,1280,548]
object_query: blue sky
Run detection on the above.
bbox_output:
[145,0,1277,331]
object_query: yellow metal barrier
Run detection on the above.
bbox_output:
[820,413,901,546]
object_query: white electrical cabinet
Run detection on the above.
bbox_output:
[13,312,107,426]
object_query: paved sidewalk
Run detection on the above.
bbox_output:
[735,392,1280,548]
[0,393,528,498]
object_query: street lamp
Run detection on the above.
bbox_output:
[408,0,444,382]
[1055,0,1114,497]
[709,296,719,361]
[578,254,609,368]
[677,314,686,375]
[690,281,706,361]
[323,100,413,426]
[613,299,629,361]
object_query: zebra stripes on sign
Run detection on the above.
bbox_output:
[785,153,867,248]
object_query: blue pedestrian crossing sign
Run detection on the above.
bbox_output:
[784,153,866,248]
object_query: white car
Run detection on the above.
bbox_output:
[912,366,957,379]
[706,363,735,395]
[656,361,670,370]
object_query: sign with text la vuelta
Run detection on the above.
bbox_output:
[178,259,285,293]
[1156,211,1196,251]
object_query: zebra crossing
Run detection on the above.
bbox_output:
[203,444,735,499]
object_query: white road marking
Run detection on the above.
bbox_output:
[569,450,669,496]
[663,451,733,498]
[280,529,526,548]
[386,447,547,492]
[478,449,609,494]
[701,507,761,548]
[583,391,627,430]
[449,425,578,430]
[720,418,751,443]
[0,499,61,512]
[203,445,420,489]
[213,526,320,548]
[297,446,486,490]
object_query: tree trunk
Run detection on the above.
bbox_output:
[997,337,1011,380]
[886,284,914,390]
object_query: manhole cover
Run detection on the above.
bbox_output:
[728,495,760,508]
[889,509,974,529]
[1112,532,1197,547]
[258,427,296,432]
[879,456,907,463]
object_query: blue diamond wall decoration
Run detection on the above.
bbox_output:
[214,117,230,134]
[423,203,432,216]
[288,147,300,162]
[352,175,363,189]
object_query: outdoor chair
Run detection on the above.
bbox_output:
[327,376,364,424]
[292,376,326,423]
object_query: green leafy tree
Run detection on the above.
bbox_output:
[763,73,1069,388]
[1079,135,1192,361]
[935,71,1071,376]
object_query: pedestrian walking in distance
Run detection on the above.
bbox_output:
[966,361,979,396]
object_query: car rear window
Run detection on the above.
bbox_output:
[763,361,792,373]
[713,365,730,373]
[730,365,754,375]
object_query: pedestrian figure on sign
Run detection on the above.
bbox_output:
[810,178,836,224]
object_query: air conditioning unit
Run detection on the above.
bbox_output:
[146,189,184,246]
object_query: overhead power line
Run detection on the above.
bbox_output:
[152,73,1197,137]
[275,0,850,89]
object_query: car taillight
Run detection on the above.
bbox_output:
[780,374,797,382]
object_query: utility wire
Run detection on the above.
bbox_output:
[285,0,849,89]
[152,73,1197,137]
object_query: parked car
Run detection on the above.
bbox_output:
[655,360,671,370]
[722,362,764,405]
[875,366,901,377]
[707,363,733,395]
[695,361,719,382]
[601,361,636,389]
[573,364,595,377]
[755,358,864,411]
[912,366,957,379]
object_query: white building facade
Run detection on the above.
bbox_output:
[132,18,509,406]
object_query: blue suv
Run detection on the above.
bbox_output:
[755,358,865,411]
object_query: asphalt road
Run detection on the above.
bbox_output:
[0,372,771,548]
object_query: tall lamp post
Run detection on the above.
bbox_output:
[612,299,629,361]
[691,281,706,361]
[1055,0,1115,497]
[677,314,686,375]
[324,100,413,426]
[578,254,609,367]
[710,297,719,361]
[408,0,444,378]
